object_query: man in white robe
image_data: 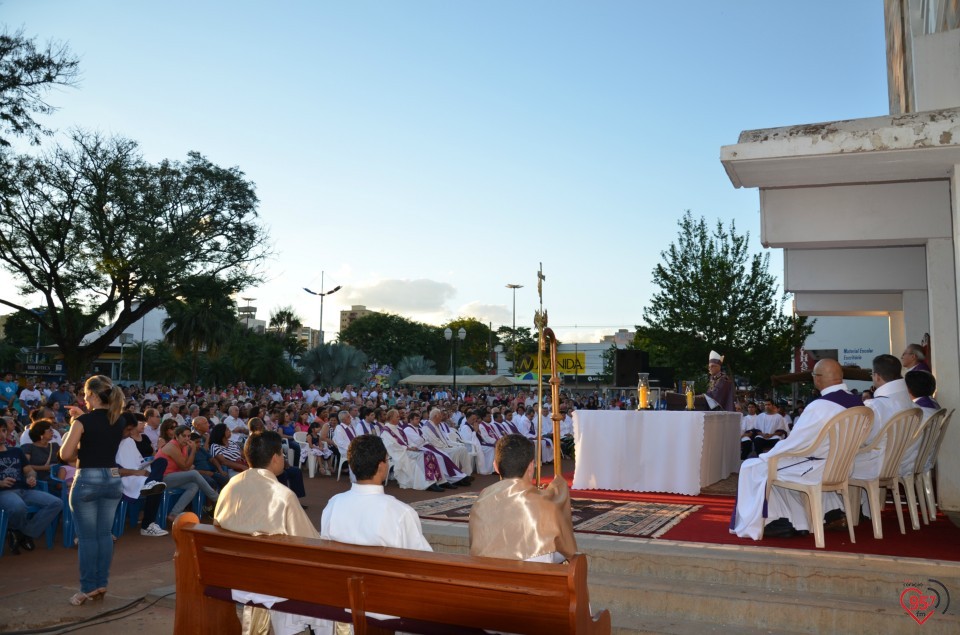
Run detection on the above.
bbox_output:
[732,359,861,539]
[380,409,445,491]
[824,354,915,520]
[459,412,495,475]
[403,415,469,487]
[420,408,473,476]
[899,370,941,477]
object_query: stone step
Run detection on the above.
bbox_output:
[609,614,809,635]
[424,521,960,600]
[590,570,960,634]
[423,520,960,633]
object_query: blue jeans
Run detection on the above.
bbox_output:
[0,487,62,538]
[70,468,123,593]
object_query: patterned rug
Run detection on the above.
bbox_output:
[411,493,701,539]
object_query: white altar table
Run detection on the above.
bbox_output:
[571,410,741,495]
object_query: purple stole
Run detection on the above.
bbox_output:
[504,421,521,435]
[915,396,940,409]
[817,390,864,409]
[340,424,356,441]
[385,426,440,482]
[478,422,497,446]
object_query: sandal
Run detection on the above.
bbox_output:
[68,588,106,606]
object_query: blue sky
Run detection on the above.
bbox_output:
[1,1,888,342]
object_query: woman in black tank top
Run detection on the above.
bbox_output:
[60,375,126,606]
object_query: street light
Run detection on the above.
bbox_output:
[506,284,523,373]
[304,275,342,349]
[444,327,467,402]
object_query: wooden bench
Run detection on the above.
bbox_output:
[172,513,611,635]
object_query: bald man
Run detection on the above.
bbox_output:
[731,359,863,539]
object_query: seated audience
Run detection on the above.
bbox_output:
[0,429,62,554]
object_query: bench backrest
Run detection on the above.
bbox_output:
[173,513,610,635]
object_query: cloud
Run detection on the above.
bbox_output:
[341,279,456,313]
[457,302,512,327]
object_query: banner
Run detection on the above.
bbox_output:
[516,352,585,375]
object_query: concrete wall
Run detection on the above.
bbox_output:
[761,181,951,249]
[784,247,927,293]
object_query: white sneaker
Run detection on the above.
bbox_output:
[140,481,166,496]
[140,523,169,537]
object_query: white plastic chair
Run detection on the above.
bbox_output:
[294,431,317,478]
[763,406,874,549]
[849,407,923,538]
[914,408,953,523]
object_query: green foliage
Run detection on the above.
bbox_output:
[599,343,618,384]
[442,318,494,374]
[163,277,240,384]
[340,312,440,368]
[0,28,79,147]
[268,306,306,358]
[395,355,436,380]
[0,131,268,379]
[637,211,813,389]
[495,326,538,371]
[299,343,368,388]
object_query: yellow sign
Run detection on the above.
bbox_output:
[516,352,585,374]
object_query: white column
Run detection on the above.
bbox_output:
[933,169,960,510]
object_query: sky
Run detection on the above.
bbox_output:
[0,1,890,344]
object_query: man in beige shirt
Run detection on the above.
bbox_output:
[469,434,577,563]
[214,431,324,635]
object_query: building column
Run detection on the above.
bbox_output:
[933,169,960,510]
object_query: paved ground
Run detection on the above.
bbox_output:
[0,461,514,634]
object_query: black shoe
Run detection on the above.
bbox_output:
[6,530,21,556]
[440,482,457,489]
[15,530,35,552]
[458,477,473,486]
[823,509,848,532]
[764,518,799,538]
[426,484,445,493]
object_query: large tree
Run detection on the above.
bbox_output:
[0,132,269,379]
[442,318,494,374]
[494,325,537,373]
[163,277,240,384]
[268,305,306,359]
[636,211,812,389]
[0,28,79,147]
[340,312,440,367]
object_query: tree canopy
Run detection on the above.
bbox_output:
[636,211,812,388]
[0,28,79,147]
[0,131,269,379]
[340,312,440,368]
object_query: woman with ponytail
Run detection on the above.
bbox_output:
[60,375,126,606]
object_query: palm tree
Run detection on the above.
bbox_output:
[269,306,307,359]
[395,355,436,379]
[300,342,368,388]
[162,277,239,383]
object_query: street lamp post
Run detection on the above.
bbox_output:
[118,333,134,383]
[240,297,256,329]
[305,274,343,386]
[506,284,523,373]
[444,327,467,403]
[304,272,342,348]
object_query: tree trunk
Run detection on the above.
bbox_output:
[61,347,101,382]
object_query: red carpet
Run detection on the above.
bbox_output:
[544,472,960,561]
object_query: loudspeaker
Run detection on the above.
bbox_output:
[614,350,649,387]
[648,366,674,389]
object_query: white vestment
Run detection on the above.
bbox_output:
[732,384,853,539]
[420,420,472,474]
[899,403,939,477]
[403,425,466,482]
[380,424,437,489]
[459,422,494,475]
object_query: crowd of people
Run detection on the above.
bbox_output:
[0,374,587,612]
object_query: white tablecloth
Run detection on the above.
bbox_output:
[571,410,741,495]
